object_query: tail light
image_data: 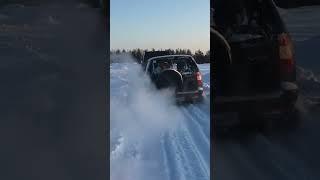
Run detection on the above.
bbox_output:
[278,33,295,75]
[196,72,203,86]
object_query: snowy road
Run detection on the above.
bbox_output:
[110,59,210,180]
[214,6,320,180]
[0,3,106,179]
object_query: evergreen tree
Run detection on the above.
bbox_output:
[111,48,210,64]
[136,48,143,63]
[204,50,210,63]
[194,49,205,64]
[168,49,175,55]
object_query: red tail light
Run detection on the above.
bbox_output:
[196,72,203,86]
[278,33,295,74]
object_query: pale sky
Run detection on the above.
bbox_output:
[110,0,210,52]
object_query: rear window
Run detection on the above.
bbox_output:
[212,0,284,39]
[151,56,198,74]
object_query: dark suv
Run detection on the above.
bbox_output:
[212,0,299,125]
[145,55,204,103]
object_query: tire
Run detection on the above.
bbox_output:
[156,69,183,92]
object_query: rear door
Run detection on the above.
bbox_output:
[213,0,286,96]
[174,57,200,92]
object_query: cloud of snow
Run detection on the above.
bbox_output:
[110,54,184,180]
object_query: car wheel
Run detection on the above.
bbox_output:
[156,69,183,91]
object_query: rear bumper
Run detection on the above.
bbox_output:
[214,84,298,113]
[176,88,204,102]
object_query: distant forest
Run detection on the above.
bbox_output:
[110,49,210,64]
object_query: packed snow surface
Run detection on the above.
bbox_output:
[110,54,210,180]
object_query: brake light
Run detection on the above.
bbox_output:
[196,72,203,86]
[278,33,295,74]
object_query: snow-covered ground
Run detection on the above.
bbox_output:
[110,54,210,180]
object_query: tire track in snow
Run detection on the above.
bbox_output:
[176,129,208,180]
[181,106,210,149]
[162,132,187,180]
[179,105,210,178]
[216,142,272,180]
[224,134,315,180]
[256,135,315,180]
[187,104,210,139]
[163,127,209,180]
[216,123,318,180]
[160,134,171,180]
[161,104,210,180]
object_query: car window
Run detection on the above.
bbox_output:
[151,56,198,74]
[213,0,284,37]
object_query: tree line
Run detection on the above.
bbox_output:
[110,48,210,64]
